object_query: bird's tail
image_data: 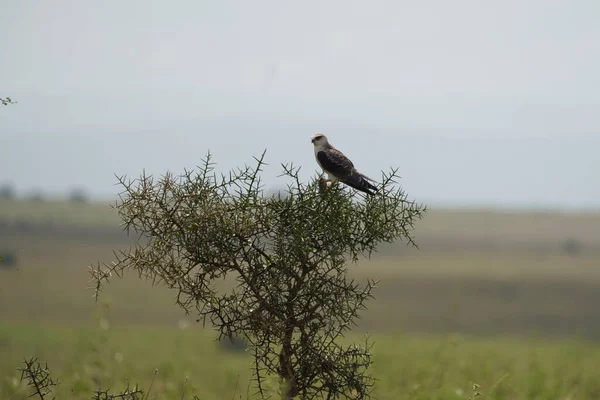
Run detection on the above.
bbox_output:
[362,174,377,183]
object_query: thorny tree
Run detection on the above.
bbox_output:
[91,151,425,399]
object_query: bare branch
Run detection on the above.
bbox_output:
[19,358,60,400]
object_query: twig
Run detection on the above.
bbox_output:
[144,369,158,400]
[231,374,240,399]
[180,377,188,400]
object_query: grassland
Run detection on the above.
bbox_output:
[1,198,600,399]
[4,321,600,400]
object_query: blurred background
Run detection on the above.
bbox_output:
[1,1,600,399]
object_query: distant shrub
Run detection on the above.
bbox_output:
[561,238,583,256]
[13,219,33,233]
[26,190,45,202]
[0,251,17,268]
[69,187,88,203]
[0,183,16,199]
[218,335,248,353]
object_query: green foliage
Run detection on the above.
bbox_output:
[92,151,425,398]
[4,322,600,400]
[1,97,16,106]
[469,383,483,399]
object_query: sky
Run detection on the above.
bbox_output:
[1,1,599,210]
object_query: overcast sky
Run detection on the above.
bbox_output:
[1,1,599,210]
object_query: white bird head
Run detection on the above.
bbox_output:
[311,132,329,149]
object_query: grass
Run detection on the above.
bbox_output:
[0,198,119,228]
[3,238,600,337]
[3,198,599,247]
[3,321,600,399]
[1,322,251,400]
[3,239,600,399]
[2,199,600,398]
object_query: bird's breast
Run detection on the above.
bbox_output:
[314,148,324,168]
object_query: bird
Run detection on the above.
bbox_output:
[311,133,379,195]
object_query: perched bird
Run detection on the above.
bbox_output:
[311,133,378,195]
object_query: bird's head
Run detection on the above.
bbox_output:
[311,132,329,149]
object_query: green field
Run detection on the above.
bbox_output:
[4,322,600,400]
[1,198,600,399]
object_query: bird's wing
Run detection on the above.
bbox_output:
[316,148,354,179]
[343,170,379,195]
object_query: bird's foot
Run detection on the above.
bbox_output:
[317,177,329,194]
[318,177,336,194]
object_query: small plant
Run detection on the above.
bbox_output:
[469,383,483,399]
[19,358,60,400]
[1,97,16,106]
[18,358,152,400]
[90,383,145,400]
